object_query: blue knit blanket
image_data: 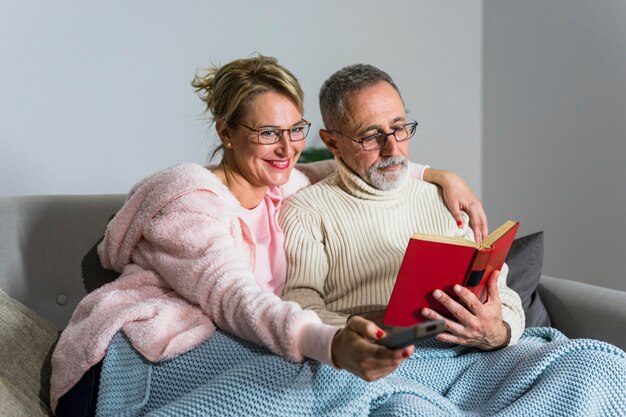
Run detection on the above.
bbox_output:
[96,328,626,417]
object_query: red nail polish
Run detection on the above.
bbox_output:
[456,219,463,228]
[376,330,384,339]
[402,350,411,358]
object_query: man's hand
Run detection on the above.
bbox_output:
[422,168,488,243]
[420,270,510,350]
[331,316,413,381]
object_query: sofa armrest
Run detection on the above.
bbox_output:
[0,194,125,329]
[538,275,626,351]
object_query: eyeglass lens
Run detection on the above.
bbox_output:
[257,124,310,144]
[362,123,417,151]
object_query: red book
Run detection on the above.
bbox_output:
[383,220,520,327]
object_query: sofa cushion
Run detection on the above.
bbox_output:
[505,231,551,327]
[0,287,58,416]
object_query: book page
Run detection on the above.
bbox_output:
[409,232,480,249]
[480,220,518,248]
[411,219,518,250]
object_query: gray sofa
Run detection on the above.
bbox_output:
[1,194,626,416]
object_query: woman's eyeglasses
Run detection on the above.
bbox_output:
[239,119,311,145]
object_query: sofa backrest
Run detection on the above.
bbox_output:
[0,194,126,329]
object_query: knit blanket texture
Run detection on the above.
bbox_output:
[96,328,626,417]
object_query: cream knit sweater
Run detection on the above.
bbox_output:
[280,159,525,344]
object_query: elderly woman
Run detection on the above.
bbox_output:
[50,55,489,416]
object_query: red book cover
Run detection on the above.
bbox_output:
[383,220,519,327]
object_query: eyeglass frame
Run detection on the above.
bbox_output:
[330,120,418,151]
[238,119,312,145]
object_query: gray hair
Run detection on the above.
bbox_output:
[318,64,403,130]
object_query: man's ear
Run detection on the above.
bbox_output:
[319,129,341,158]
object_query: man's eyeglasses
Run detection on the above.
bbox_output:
[239,119,311,145]
[332,121,418,151]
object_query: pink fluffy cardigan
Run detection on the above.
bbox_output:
[49,162,340,411]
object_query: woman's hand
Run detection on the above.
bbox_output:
[331,316,413,381]
[422,168,488,243]
[421,270,510,350]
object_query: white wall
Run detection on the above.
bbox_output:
[4,1,623,290]
[0,0,482,197]
[483,0,626,291]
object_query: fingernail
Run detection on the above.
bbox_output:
[376,329,384,339]
[402,350,411,358]
[456,219,463,228]
[422,308,430,317]
[433,290,442,299]
[454,285,462,294]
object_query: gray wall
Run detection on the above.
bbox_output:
[0,1,482,197]
[8,1,621,292]
[483,0,626,291]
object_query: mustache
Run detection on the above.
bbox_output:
[373,155,408,169]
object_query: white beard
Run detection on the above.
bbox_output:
[365,155,408,190]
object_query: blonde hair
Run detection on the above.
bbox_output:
[192,54,304,128]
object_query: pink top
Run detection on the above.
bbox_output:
[240,197,286,295]
[49,163,339,411]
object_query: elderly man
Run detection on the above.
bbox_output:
[277,65,625,416]
[279,63,525,350]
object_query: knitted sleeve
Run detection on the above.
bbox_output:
[495,263,526,345]
[279,198,349,325]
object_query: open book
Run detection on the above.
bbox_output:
[383,220,520,326]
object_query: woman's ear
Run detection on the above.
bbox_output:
[319,129,341,158]
[215,120,232,149]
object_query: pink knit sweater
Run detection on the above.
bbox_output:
[49,163,340,411]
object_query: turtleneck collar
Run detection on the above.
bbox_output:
[335,157,410,201]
